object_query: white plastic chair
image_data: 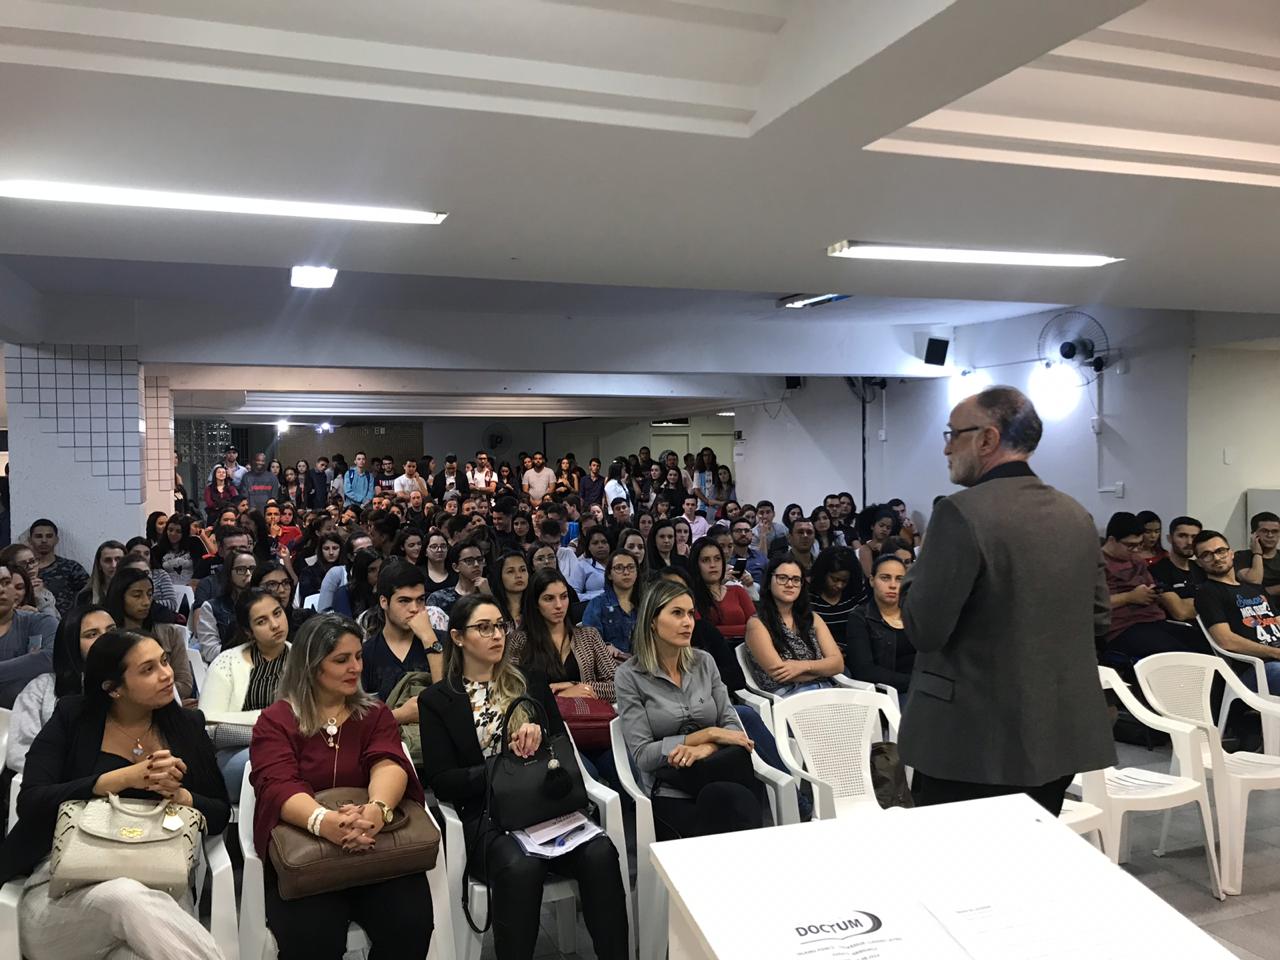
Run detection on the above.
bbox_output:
[1197,615,1280,752]
[237,759,455,960]
[1136,652,1280,896]
[176,584,196,617]
[302,594,320,611]
[440,730,634,960]
[770,687,901,819]
[1,770,238,960]
[1081,668,1224,897]
[189,648,208,693]
[1058,798,1105,849]
[734,642,890,707]
[608,716,796,960]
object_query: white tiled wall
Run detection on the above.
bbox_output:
[145,376,173,494]
[5,343,147,505]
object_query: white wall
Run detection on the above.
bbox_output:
[544,415,737,472]
[1187,346,1280,543]
[421,418,546,467]
[735,307,1195,532]
[734,378,881,510]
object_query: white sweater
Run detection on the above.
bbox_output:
[197,643,289,726]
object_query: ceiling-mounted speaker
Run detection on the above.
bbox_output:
[785,376,804,390]
[924,337,950,366]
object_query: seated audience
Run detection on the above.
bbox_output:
[810,506,845,552]
[193,524,253,607]
[204,464,239,514]
[744,557,844,696]
[151,514,204,587]
[508,568,616,700]
[808,545,868,641]
[767,514,817,578]
[725,517,767,585]
[616,579,765,840]
[28,519,90,618]
[314,531,373,612]
[489,549,531,630]
[1195,530,1280,693]
[199,586,289,797]
[846,555,915,694]
[419,595,628,960]
[617,527,650,581]
[252,559,315,635]
[124,538,178,612]
[582,549,641,661]
[194,547,257,663]
[690,536,755,642]
[423,530,457,590]
[5,604,114,773]
[0,543,58,616]
[887,498,919,548]
[0,560,63,709]
[568,527,611,602]
[1149,515,1205,623]
[1135,510,1168,564]
[1235,510,1280,599]
[672,517,693,558]
[856,504,900,576]
[329,547,383,622]
[1101,512,1208,662]
[0,629,229,960]
[249,614,434,960]
[647,518,685,572]
[103,566,195,704]
[426,539,490,615]
[76,539,126,606]
[361,561,444,723]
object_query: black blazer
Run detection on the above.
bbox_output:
[418,672,563,823]
[431,469,471,502]
[0,695,231,883]
[845,601,914,693]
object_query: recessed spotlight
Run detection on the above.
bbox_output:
[777,293,847,309]
[276,419,290,434]
[827,240,1121,268]
[0,179,447,224]
[291,266,337,289]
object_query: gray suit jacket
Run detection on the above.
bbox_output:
[899,466,1116,785]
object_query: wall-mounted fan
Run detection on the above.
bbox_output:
[481,422,513,457]
[1036,310,1112,383]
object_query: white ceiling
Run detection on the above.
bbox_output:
[5,0,1280,321]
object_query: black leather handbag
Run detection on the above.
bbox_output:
[486,694,587,831]
[462,693,590,933]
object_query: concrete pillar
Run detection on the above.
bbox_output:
[5,343,146,567]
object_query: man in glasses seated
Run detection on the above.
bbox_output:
[1100,511,1209,664]
[1195,529,1280,693]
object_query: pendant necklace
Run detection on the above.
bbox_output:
[323,707,346,749]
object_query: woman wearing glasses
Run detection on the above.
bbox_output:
[193,547,257,664]
[419,595,629,960]
[581,551,641,661]
[743,557,845,697]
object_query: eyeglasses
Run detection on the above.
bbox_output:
[466,621,506,639]
[231,566,255,576]
[611,564,637,574]
[1196,546,1232,562]
[458,556,485,566]
[942,426,982,443]
[773,574,804,587]
[1120,541,1144,552]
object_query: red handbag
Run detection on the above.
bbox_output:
[555,695,617,753]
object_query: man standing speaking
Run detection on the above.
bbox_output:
[900,386,1114,814]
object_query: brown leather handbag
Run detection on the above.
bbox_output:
[268,787,440,900]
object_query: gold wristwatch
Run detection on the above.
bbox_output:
[371,800,393,824]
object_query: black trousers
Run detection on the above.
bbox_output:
[264,864,433,960]
[652,781,763,841]
[1105,619,1210,662]
[911,771,1075,817]
[469,826,629,960]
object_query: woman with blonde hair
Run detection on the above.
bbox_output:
[615,578,764,840]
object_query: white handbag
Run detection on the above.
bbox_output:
[48,794,206,899]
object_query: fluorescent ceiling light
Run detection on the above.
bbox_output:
[0,179,447,224]
[827,240,1121,268]
[291,265,337,289]
[778,293,846,309]
[716,411,735,417]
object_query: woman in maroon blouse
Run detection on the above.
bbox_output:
[249,613,434,960]
[689,537,756,642]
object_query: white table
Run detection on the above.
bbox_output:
[651,794,1233,960]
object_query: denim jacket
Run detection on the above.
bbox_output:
[580,587,638,653]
